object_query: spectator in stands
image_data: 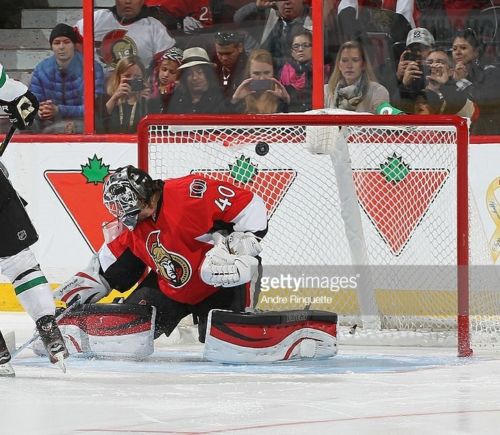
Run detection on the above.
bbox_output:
[279,29,312,112]
[325,40,389,113]
[413,48,476,117]
[213,32,248,103]
[29,23,105,134]
[98,55,151,133]
[390,27,435,110]
[148,47,183,113]
[75,0,175,75]
[231,48,290,114]
[326,0,414,68]
[452,28,500,135]
[144,0,215,34]
[252,0,312,70]
[165,47,227,114]
[397,28,435,85]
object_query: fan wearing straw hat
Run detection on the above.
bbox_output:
[164,47,228,114]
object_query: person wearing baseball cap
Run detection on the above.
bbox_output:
[29,23,104,133]
[406,27,435,49]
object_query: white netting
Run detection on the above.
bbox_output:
[143,119,500,351]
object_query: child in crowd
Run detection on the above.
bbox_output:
[149,47,183,113]
[279,30,312,112]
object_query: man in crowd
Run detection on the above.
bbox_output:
[76,0,176,74]
[29,23,105,133]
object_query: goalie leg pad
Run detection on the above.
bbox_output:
[203,309,338,363]
[33,303,156,358]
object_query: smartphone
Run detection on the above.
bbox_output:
[249,79,274,92]
[128,78,145,92]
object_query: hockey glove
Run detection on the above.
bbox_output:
[200,243,258,287]
[0,90,39,130]
[226,232,262,257]
[53,254,111,305]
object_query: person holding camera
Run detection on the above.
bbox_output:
[325,40,389,114]
[392,27,435,112]
[231,48,290,114]
[99,55,151,133]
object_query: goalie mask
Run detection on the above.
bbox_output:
[103,166,154,230]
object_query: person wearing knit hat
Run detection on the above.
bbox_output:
[49,23,80,46]
[29,23,104,133]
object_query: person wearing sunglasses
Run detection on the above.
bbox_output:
[279,29,312,112]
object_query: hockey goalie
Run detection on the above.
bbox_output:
[42,165,337,363]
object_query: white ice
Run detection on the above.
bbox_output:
[2,312,500,435]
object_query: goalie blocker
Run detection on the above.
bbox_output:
[203,309,338,363]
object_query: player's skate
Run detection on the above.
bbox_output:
[0,331,15,377]
[35,315,69,372]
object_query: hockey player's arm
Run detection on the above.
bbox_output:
[222,192,268,256]
[201,189,267,287]
[53,253,111,306]
[0,65,39,130]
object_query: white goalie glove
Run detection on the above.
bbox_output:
[200,243,258,287]
[53,254,111,306]
[225,232,263,257]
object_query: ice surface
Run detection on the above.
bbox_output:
[1,312,500,435]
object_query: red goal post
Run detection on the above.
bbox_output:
[138,113,474,356]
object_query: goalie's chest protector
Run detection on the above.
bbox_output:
[112,174,254,304]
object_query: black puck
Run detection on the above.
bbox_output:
[255,141,269,156]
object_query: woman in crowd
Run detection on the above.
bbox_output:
[99,56,151,133]
[165,47,226,114]
[279,29,313,113]
[325,40,389,114]
[452,28,500,135]
[231,48,290,114]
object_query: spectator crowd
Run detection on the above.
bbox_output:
[18,0,500,135]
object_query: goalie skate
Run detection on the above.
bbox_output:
[0,333,15,377]
[35,315,69,371]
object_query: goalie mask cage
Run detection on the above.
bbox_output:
[138,113,498,357]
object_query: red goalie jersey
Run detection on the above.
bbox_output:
[100,174,267,304]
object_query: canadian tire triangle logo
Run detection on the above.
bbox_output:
[44,155,113,252]
[353,153,449,256]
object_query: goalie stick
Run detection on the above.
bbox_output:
[0,124,16,157]
[11,296,81,372]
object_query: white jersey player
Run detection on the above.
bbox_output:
[0,64,69,376]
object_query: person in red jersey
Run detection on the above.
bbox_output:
[145,0,213,33]
[54,165,268,343]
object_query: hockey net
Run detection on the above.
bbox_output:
[137,113,500,356]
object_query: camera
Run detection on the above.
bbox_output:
[127,78,145,92]
[403,51,418,62]
[402,50,427,92]
[249,79,274,92]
